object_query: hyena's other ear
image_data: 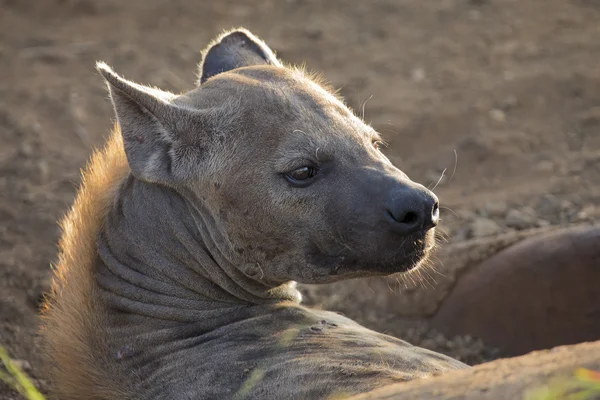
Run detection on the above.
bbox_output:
[198,28,281,84]
[97,62,189,185]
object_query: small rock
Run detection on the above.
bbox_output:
[484,200,508,218]
[18,142,34,157]
[434,333,447,345]
[501,95,518,110]
[471,217,502,237]
[305,25,323,40]
[411,67,426,82]
[489,109,507,122]
[34,379,48,390]
[537,194,561,216]
[575,205,597,222]
[536,219,551,228]
[505,207,537,229]
[37,159,50,182]
[12,359,32,372]
[560,200,574,210]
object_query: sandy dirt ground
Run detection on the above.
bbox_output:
[1,0,599,398]
[351,341,600,400]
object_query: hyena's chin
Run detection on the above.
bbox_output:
[368,227,438,275]
[296,228,437,283]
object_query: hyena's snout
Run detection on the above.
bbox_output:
[384,183,439,236]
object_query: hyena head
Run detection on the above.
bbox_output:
[97,29,439,285]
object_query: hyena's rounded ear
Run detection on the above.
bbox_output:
[197,28,281,85]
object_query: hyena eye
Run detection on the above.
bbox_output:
[372,139,383,150]
[285,166,319,186]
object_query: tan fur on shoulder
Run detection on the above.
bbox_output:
[41,126,131,399]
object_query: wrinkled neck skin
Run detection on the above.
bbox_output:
[95,174,301,342]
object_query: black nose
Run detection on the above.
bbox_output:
[385,186,439,235]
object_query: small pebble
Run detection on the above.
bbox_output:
[501,95,518,110]
[471,217,502,237]
[505,207,537,229]
[411,67,426,82]
[489,109,507,122]
[12,359,32,372]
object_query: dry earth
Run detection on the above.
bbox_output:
[1,0,599,398]
[351,341,600,400]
